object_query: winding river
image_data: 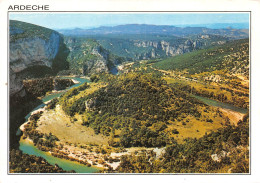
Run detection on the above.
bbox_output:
[19,138,99,173]
[17,76,248,173]
[18,77,100,173]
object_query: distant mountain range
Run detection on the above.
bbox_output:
[56,22,249,31]
[57,24,249,39]
[175,23,249,29]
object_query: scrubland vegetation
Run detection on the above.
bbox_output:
[11,22,249,173]
[153,39,248,75]
[112,113,249,173]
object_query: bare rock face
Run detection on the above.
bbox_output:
[85,98,98,111]
[10,32,60,73]
[133,39,204,59]
[211,150,229,162]
[9,69,26,97]
[64,37,119,75]
[90,47,110,73]
[204,75,222,83]
[80,46,110,75]
[9,21,68,97]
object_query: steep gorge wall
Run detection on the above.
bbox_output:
[10,32,60,73]
[95,34,228,61]
[64,37,122,75]
[9,20,69,97]
[9,20,71,149]
[133,39,204,59]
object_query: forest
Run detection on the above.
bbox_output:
[23,77,74,98]
[14,37,250,173]
[57,73,232,148]
[10,19,250,174]
[63,37,125,75]
[10,20,54,42]
[108,113,249,173]
[153,39,249,75]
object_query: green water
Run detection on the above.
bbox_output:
[42,92,64,103]
[193,95,248,114]
[42,77,89,103]
[22,77,89,120]
[19,139,99,173]
[18,77,99,173]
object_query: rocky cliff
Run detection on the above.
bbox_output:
[9,20,69,97]
[64,37,123,75]
[89,34,229,61]
[10,32,60,73]
[133,39,203,59]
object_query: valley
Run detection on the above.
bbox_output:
[9,18,249,174]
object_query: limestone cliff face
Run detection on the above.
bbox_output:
[10,32,60,73]
[88,46,110,73]
[64,37,122,75]
[9,20,69,97]
[133,39,203,59]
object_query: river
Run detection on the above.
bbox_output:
[18,77,100,173]
[192,95,248,114]
[18,76,248,173]
[20,138,99,173]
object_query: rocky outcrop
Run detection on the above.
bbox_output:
[88,46,110,73]
[10,32,60,73]
[204,75,222,83]
[95,34,228,61]
[133,39,204,59]
[9,20,69,97]
[64,37,122,75]
[211,150,229,162]
[85,98,98,111]
[77,46,111,75]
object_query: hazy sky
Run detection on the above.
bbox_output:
[9,12,250,29]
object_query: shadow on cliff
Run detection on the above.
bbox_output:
[9,94,43,150]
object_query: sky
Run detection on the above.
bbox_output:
[9,12,250,30]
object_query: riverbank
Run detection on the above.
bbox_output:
[19,101,159,171]
[17,74,248,173]
[41,77,90,103]
[20,115,160,172]
[192,95,247,125]
[19,137,100,173]
[19,104,111,172]
[17,79,143,172]
[17,76,106,173]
